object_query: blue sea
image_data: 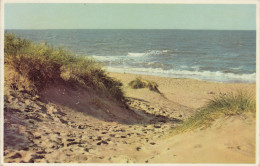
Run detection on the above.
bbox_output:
[7,29,256,83]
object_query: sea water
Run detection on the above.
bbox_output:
[7,29,256,83]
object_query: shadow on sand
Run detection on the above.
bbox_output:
[39,85,182,125]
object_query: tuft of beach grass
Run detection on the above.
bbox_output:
[172,91,256,134]
[128,77,160,93]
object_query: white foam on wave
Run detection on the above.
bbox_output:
[147,50,167,55]
[91,55,124,61]
[105,66,256,83]
[127,50,171,57]
[127,52,146,57]
[162,50,169,53]
[230,67,242,70]
[91,50,172,62]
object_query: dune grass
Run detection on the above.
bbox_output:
[128,77,160,93]
[4,33,125,102]
[172,91,256,134]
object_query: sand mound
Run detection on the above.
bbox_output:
[40,85,142,124]
[148,114,256,163]
[4,66,143,124]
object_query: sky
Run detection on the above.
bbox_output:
[4,3,256,30]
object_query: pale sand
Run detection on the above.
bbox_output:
[4,70,256,163]
[111,72,256,163]
[110,72,256,109]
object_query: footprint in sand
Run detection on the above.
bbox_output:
[10,153,22,159]
[194,144,202,148]
[136,147,142,151]
[96,140,108,145]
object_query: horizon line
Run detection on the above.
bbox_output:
[5,28,256,31]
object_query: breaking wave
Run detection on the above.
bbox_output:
[127,50,171,57]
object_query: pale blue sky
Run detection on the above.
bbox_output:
[5,4,256,30]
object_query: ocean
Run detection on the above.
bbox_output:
[7,29,256,83]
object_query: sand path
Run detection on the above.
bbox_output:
[4,73,256,163]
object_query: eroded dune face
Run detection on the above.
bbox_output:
[40,85,143,124]
[4,69,256,163]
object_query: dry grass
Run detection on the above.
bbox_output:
[172,91,256,134]
[4,33,125,103]
[128,77,160,93]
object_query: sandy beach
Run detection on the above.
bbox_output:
[4,70,256,163]
[3,4,257,164]
[110,72,255,109]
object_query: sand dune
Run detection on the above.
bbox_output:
[4,70,256,163]
[41,85,142,124]
[150,115,256,163]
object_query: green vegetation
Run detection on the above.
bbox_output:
[4,33,125,102]
[172,91,255,134]
[128,77,160,93]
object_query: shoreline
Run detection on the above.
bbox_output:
[109,72,256,109]
[105,69,256,84]
[109,70,257,83]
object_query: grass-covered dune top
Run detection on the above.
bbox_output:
[172,91,256,134]
[4,33,125,102]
